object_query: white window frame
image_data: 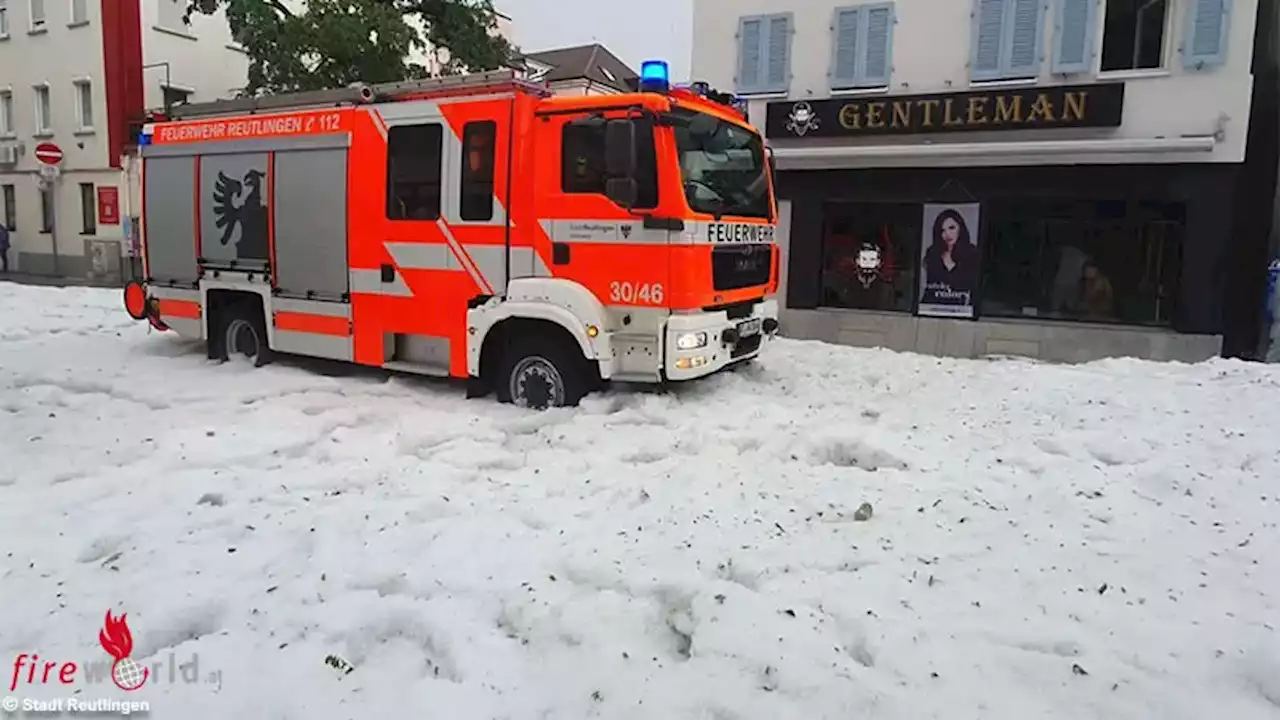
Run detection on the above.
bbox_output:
[735,12,794,96]
[73,78,93,131]
[1096,0,1177,79]
[33,83,51,135]
[0,89,14,137]
[829,3,897,92]
[969,0,1048,84]
[0,0,11,38]
[28,0,44,31]
[69,0,88,26]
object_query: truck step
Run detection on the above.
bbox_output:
[383,360,450,378]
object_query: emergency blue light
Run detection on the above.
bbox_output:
[639,60,670,93]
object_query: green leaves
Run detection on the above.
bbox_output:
[184,0,513,96]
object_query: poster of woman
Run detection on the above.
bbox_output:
[919,203,981,318]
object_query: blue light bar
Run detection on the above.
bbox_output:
[639,59,670,93]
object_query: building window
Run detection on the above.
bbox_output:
[970,0,1046,82]
[830,4,895,90]
[1100,0,1169,72]
[39,185,53,233]
[162,86,191,109]
[386,123,442,220]
[820,202,920,312]
[28,0,43,29]
[33,84,50,134]
[70,0,87,25]
[459,120,496,222]
[80,183,95,234]
[735,13,792,95]
[0,0,10,37]
[73,80,92,129]
[560,117,658,210]
[0,91,13,136]
[2,184,15,230]
[979,199,1183,326]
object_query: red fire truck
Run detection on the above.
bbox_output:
[122,61,780,409]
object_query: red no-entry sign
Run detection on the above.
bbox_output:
[34,142,63,165]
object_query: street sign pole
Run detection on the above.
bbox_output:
[34,143,64,277]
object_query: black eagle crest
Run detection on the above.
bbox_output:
[212,169,268,260]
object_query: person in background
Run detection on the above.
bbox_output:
[1075,260,1115,319]
[0,222,10,274]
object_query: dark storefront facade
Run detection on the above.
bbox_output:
[762,79,1271,362]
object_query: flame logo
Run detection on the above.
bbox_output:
[99,610,149,691]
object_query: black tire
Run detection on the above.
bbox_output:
[495,333,591,409]
[212,300,272,368]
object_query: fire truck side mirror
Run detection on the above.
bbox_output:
[604,119,637,178]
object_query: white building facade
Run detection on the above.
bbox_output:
[0,0,247,280]
[693,0,1273,361]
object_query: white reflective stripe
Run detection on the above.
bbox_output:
[150,286,201,301]
[364,108,388,140]
[508,245,551,278]
[349,268,413,297]
[273,297,351,318]
[536,218,778,245]
[273,330,353,361]
[385,242,453,271]
[464,245,509,294]
[438,92,515,105]
[436,220,493,294]
[538,218,669,244]
[386,241,551,283]
[696,220,778,245]
[361,242,553,298]
[375,100,443,123]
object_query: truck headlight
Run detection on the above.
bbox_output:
[675,331,708,350]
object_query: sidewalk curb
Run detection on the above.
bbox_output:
[0,273,123,289]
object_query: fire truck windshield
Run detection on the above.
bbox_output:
[668,107,771,221]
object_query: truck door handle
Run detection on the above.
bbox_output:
[380,263,395,282]
[552,243,570,265]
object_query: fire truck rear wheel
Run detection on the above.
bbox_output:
[213,302,272,368]
[496,334,590,410]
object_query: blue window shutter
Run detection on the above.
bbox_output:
[1183,0,1230,70]
[831,7,861,88]
[1003,0,1045,78]
[1052,0,1095,74]
[764,13,792,92]
[861,4,894,87]
[737,17,763,93]
[971,0,1006,80]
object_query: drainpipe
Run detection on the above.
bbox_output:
[142,62,173,114]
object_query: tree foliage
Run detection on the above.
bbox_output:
[185,0,514,95]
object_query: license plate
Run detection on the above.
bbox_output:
[737,318,762,337]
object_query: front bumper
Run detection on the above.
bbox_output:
[663,298,779,381]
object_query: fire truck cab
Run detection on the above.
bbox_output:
[122,61,781,409]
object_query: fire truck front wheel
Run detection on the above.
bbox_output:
[495,333,592,410]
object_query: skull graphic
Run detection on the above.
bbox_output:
[785,101,820,136]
